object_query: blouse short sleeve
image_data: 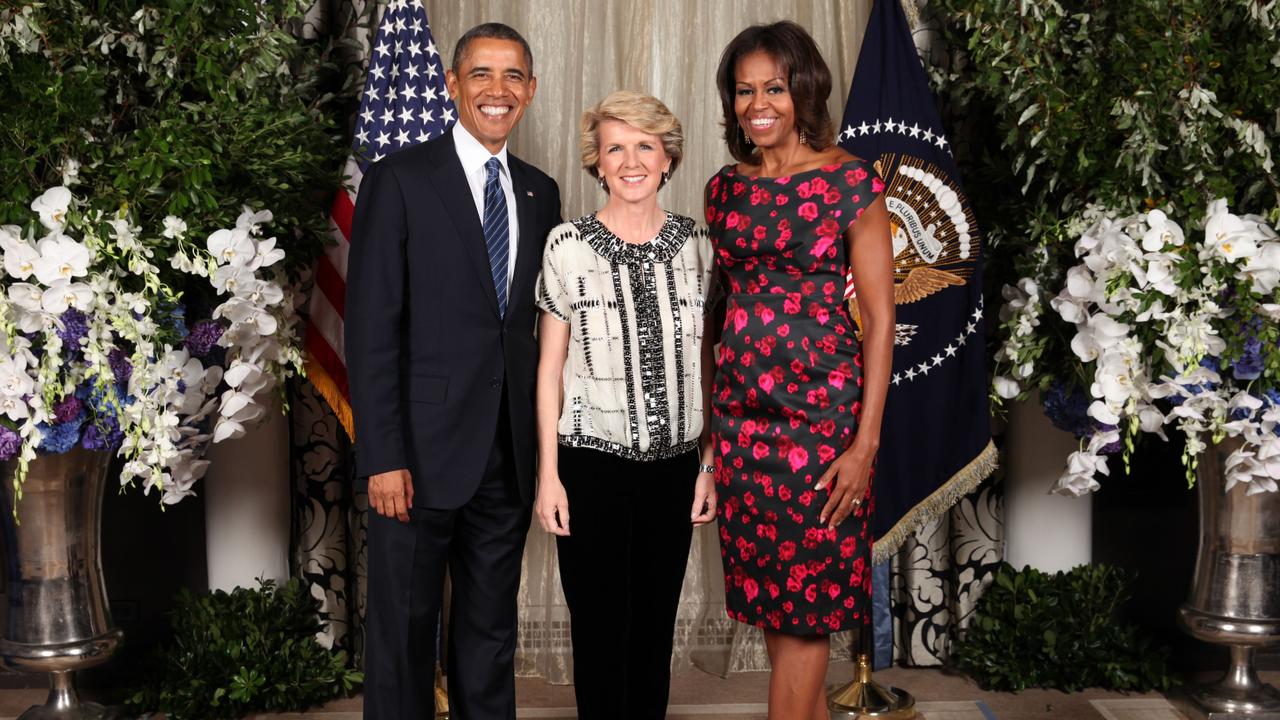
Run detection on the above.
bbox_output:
[535,223,577,322]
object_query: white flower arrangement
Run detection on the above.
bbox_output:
[0,186,301,504]
[993,199,1280,497]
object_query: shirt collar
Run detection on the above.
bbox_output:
[453,122,510,179]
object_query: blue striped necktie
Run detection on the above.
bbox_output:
[482,157,509,318]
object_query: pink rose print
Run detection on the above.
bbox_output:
[811,234,835,259]
[871,177,885,193]
[787,446,809,472]
[709,162,873,635]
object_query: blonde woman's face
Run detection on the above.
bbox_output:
[595,119,670,202]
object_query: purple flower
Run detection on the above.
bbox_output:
[80,415,122,451]
[1042,381,1094,438]
[108,348,132,388]
[57,308,89,347]
[0,426,20,461]
[184,320,225,358]
[53,396,84,424]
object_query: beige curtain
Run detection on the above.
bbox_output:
[421,0,875,683]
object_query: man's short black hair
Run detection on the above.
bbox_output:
[451,22,533,74]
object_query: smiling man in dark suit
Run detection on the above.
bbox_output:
[345,22,561,720]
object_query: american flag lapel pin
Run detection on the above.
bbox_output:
[526,190,535,197]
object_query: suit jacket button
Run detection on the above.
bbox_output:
[489,377,501,388]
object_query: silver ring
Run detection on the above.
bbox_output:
[851,497,862,506]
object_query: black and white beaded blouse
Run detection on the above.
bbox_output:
[536,213,714,462]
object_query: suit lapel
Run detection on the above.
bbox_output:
[507,159,539,325]
[427,130,500,319]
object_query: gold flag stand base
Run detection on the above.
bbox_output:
[827,652,917,719]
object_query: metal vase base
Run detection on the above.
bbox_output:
[15,670,115,720]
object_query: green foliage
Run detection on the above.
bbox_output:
[928,0,1280,404]
[126,578,362,720]
[0,0,349,279]
[951,563,1174,693]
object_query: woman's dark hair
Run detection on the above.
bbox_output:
[715,21,834,163]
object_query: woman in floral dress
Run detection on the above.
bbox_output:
[705,22,895,720]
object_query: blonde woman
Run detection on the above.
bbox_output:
[534,91,716,720]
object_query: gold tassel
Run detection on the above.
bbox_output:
[871,439,999,564]
[303,357,355,441]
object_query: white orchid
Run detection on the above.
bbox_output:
[993,376,1021,399]
[32,234,91,285]
[1141,209,1185,251]
[161,215,188,239]
[1204,206,1258,262]
[207,228,257,268]
[40,283,94,314]
[998,197,1280,496]
[2,186,302,505]
[1241,241,1280,294]
[1069,313,1130,362]
[30,186,73,231]
[4,240,39,280]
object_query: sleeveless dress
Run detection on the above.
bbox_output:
[705,158,885,636]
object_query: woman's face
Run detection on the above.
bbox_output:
[734,50,795,150]
[595,119,671,203]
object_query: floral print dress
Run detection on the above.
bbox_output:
[705,158,885,636]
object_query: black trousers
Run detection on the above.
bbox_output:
[363,399,530,720]
[555,445,698,720]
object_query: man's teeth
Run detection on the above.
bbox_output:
[481,106,511,117]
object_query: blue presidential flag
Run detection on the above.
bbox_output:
[838,0,997,562]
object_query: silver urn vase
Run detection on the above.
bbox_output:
[0,448,122,719]
[1178,437,1280,717]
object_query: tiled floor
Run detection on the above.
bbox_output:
[0,666,1274,719]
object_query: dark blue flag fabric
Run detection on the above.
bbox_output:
[838,0,997,563]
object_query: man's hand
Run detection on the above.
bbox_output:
[370,469,414,522]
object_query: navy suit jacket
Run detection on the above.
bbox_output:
[345,128,562,508]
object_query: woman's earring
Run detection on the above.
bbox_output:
[598,175,607,191]
[661,170,671,187]
[743,127,753,146]
[799,129,807,145]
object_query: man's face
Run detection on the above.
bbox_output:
[446,38,537,154]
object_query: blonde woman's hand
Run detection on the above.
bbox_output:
[691,471,717,526]
[535,475,571,536]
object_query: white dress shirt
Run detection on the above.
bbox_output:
[452,122,518,293]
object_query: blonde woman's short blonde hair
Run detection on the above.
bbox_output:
[581,91,684,188]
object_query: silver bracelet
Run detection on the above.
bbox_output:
[698,463,715,474]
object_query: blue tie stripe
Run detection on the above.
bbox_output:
[482,158,509,317]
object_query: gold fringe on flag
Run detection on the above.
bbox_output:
[871,439,998,564]
[304,356,355,442]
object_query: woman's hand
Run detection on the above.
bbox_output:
[815,443,874,529]
[535,475,570,536]
[691,471,717,526]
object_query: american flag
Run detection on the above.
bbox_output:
[304,0,456,437]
